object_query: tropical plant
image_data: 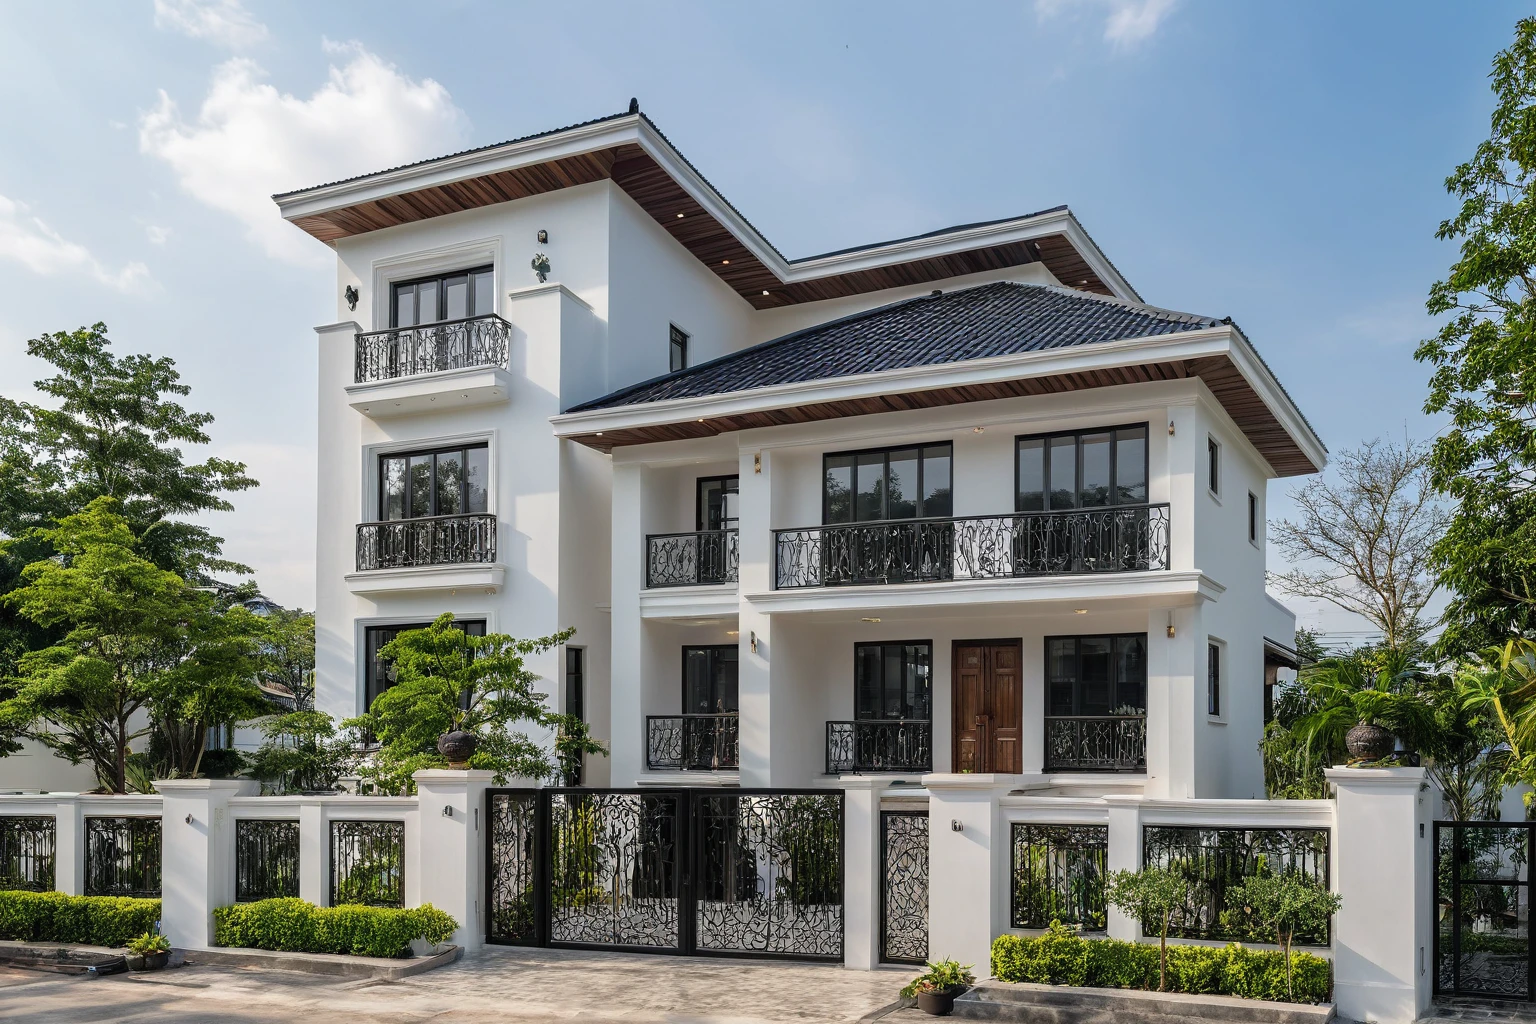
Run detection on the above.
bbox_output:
[1227,874,1342,1002]
[900,958,976,998]
[126,927,172,956]
[1286,650,1436,765]
[1458,639,1536,803]
[1103,867,1191,991]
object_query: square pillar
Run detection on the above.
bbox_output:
[609,461,648,786]
[153,779,257,949]
[924,773,1020,975]
[737,447,773,788]
[298,800,326,905]
[1103,796,1142,941]
[1326,766,1431,1024]
[54,797,84,895]
[841,778,883,970]
[413,770,496,950]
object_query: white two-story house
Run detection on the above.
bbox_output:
[277,103,1319,801]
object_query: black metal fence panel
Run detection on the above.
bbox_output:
[1142,825,1330,946]
[0,816,56,892]
[235,819,300,902]
[548,790,682,951]
[85,817,161,898]
[1011,824,1109,930]
[881,810,928,964]
[1434,821,1534,999]
[487,791,541,945]
[330,820,405,908]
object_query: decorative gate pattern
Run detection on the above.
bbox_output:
[0,816,56,892]
[85,817,161,898]
[548,791,682,950]
[1011,824,1109,931]
[880,811,928,964]
[487,791,540,944]
[235,819,300,902]
[1435,822,1533,999]
[330,820,405,908]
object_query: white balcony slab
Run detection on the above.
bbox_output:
[344,562,506,595]
[635,770,740,787]
[346,366,512,418]
[638,583,740,620]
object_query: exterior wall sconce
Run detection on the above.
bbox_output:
[750,631,758,654]
[753,453,762,474]
[1167,614,1176,639]
[442,805,454,818]
[1168,421,1176,436]
[537,229,548,244]
[344,285,359,311]
[950,819,963,832]
[184,814,193,825]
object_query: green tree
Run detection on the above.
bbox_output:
[1416,19,1536,654]
[1227,874,1342,1002]
[1103,867,1190,991]
[149,602,271,779]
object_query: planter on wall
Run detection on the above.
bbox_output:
[1344,722,1396,761]
[436,730,478,767]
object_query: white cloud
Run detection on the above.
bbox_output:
[153,0,268,49]
[1035,0,1179,51]
[146,224,171,245]
[139,43,468,265]
[0,194,151,292]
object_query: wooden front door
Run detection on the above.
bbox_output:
[951,640,1022,773]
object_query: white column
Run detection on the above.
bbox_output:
[54,797,84,895]
[413,769,495,950]
[737,447,773,788]
[841,778,883,970]
[298,800,326,905]
[1326,766,1432,1024]
[610,461,648,786]
[924,773,1019,975]
[1103,796,1142,941]
[153,779,257,948]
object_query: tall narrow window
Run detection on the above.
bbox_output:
[1208,437,1221,495]
[683,646,738,714]
[823,444,952,523]
[1016,426,1149,511]
[565,647,585,784]
[1208,642,1222,717]
[1248,492,1259,544]
[696,476,739,531]
[390,266,494,327]
[378,442,489,520]
[854,642,932,720]
[669,324,689,373]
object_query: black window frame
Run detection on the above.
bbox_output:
[853,640,933,722]
[669,323,689,373]
[822,441,953,524]
[1208,436,1221,495]
[682,644,738,715]
[1248,492,1259,545]
[389,264,494,328]
[1045,633,1149,717]
[378,441,489,521]
[1208,642,1222,717]
[564,646,585,784]
[1015,423,1150,512]
[695,475,739,532]
[363,619,486,714]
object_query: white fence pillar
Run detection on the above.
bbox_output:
[413,769,494,950]
[841,778,882,970]
[1326,766,1432,1024]
[1103,796,1142,941]
[54,797,84,895]
[154,779,257,949]
[925,773,1019,975]
[298,801,326,905]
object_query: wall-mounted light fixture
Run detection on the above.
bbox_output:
[753,453,762,474]
[537,229,548,244]
[185,814,194,825]
[442,805,454,818]
[750,631,758,654]
[950,819,963,832]
[1168,421,1176,436]
[1167,613,1176,639]
[344,285,359,311]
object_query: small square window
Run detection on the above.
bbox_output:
[1248,492,1259,545]
[1208,437,1220,495]
[669,324,689,373]
[1207,642,1222,717]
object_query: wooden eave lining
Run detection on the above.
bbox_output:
[567,353,1318,477]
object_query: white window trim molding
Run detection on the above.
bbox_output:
[1248,491,1262,549]
[1207,434,1222,504]
[369,235,504,330]
[359,427,499,523]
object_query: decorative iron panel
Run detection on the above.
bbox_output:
[1044,715,1146,772]
[235,819,300,902]
[1435,822,1534,999]
[825,721,932,774]
[356,513,497,571]
[330,819,406,908]
[1142,826,1331,945]
[1011,824,1109,930]
[0,816,56,892]
[774,505,1170,589]
[646,715,740,770]
[547,790,683,950]
[487,790,541,945]
[693,792,843,959]
[881,811,929,964]
[646,530,739,587]
[354,313,511,383]
[85,817,161,898]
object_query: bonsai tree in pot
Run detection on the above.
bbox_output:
[1291,651,1436,764]
[901,959,976,1016]
[1104,867,1191,992]
[1228,874,1342,1002]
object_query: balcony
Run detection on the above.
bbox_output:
[774,505,1170,590]
[645,530,739,588]
[1044,714,1147,772]
[346,513,503,595]
[345,314,513,417]
[825,720,932,775]
[646,714,739,771]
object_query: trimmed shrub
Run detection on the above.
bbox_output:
[991,926,1332,1004]
[213,898,457,958]
[0,891,162,948]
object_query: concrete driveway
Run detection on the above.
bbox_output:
[0,945,911,1024]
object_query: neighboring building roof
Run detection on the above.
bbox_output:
[570,283,1219,412]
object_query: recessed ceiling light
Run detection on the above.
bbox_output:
[697,418,705,423]
[973,426,985,433]
[676,212,685,219]
[726,630,739,636]
[595,431,603,436]
[861,616,882,623]
[762,290,770,296]
[1074,608,1089,614]
[721,259,730,265]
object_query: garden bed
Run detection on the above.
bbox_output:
[952,980,1335,1024]
[187,942,461,980]
[0,939,131,975]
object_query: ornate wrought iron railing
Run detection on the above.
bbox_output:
[355,513,497,571]
[1011,823,1109,930]
[774,504,1171,589]
[646,714,740,770]
[1044,714,1147,772]
[330,819,406,908]
[354,313,512,383]
[0,816,56,892]
[645,530,738,588]
[85,817,162,898]
[825,720,932,774]
[235,819,300,902]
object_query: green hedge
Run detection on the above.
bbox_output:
[991,927,1332,1004]
[213,898,457,958]
[0,891,162,948]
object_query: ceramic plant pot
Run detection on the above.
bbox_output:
[1345,722,1396,761]
[916,988,963,1016]
[436,729,478,767]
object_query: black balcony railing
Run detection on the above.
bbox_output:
[1044,714,1147,772]
[646,714,740,770]
[354,314,512,384]
[355,513,497,571]
[645,530,739,587]
[774,504,1170,589]
[825,720,932,775]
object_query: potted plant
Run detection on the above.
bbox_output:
[126,929,172,971]
[1292,655,1436,765]
[901,959,975,1016]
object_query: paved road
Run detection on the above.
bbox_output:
[0,945,910,1024]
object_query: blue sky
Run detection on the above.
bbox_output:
[0,0,1523,641]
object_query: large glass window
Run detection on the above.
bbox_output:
[696,476,739,531]
[1016,425,1148,511]
[824,444,952,523]
[379,443,489,520]
[390,266,494,327]
[683,646,738,715]
[1046,634,1147,717]
[363,619,486,712]
[854,641,932,721]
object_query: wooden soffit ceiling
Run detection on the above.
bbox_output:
[287,143,1112,310]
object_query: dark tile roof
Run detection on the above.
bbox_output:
[568,282,1220,413]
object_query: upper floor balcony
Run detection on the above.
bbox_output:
[346,314,513,417]
[346,512,504,595]
[645,530,739,588]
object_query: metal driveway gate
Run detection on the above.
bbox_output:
[880,810,929,964]
[487,788,843,961]
[1434,821,1534,999]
